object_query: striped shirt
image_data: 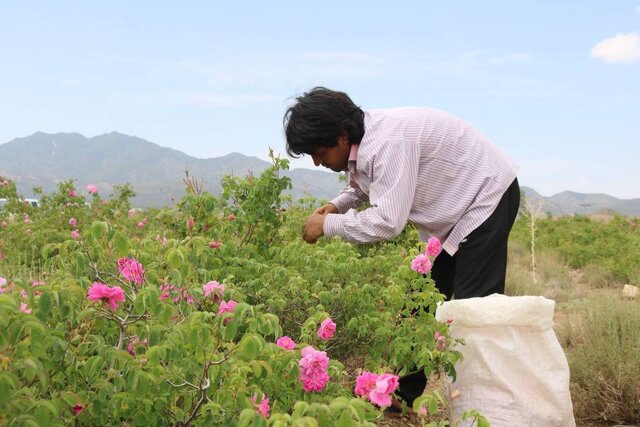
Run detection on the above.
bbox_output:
[323,107,519,255]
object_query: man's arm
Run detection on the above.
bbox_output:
[323,139,421,243]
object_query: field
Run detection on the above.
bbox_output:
[1,160,639,426]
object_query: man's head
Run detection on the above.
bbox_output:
[283,87,364,172]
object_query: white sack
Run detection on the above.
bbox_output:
[435,294,575,427]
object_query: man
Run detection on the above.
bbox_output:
[283,87,520,408]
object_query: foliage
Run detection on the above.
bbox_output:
[510,214,640,284]
[0,159,465,426]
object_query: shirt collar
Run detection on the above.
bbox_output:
[348,143,359,162]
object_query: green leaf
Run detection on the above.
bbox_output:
[90,221,109,239]
[166,248,185,269]
[112,231,130,258]
[239,334,260,359]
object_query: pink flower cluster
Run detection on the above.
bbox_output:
[118,257,144,284]
[203,280,225,301]
[276,336,296,350]
[410,236,442,274]
[317,318,336,340]
[87,282,126,311]
[299,345,330,392]
[251,393,270,418]
[354,371,400,407]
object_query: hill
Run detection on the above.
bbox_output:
[0,132,345,207]
[1,132,639,215]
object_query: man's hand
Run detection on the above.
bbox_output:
[303,211,327,243]
[313,203,338,215]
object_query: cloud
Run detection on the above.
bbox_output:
[590,32,640,63]
[637,5,640,14]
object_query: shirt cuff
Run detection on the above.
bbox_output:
[329,194,352,214]
[442,240,459,256]
[323,213,345,239]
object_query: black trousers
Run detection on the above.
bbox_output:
[396,178,520,406]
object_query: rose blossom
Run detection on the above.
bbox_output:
[299,346,330,392]
[217,300,238,323]
[118,257,144,284]
[276,336,296,350]
[69,217,78,227]
[354,371,378,397]
[251,393,270,418]
[86,184,97,194]
[317,318,336,340]
[355,371,400,407]
[411,253,432,274]
[20,303,32,314]
[208,240,221,249]
[71,230,80,239]
[426,236,442,257]
[203,280,225,300]
[87,282,126,311]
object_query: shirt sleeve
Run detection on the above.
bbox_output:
[324,139,420,242]
[329,173,369,213]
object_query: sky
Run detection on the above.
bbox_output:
[1,1,639,198]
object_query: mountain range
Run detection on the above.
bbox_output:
[1,132,639,216]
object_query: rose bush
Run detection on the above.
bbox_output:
[0,160,469,426]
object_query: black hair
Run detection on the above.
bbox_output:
[283,87,365,158]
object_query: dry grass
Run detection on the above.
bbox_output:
[507,242,640,424]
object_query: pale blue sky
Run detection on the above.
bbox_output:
[1,1,639,198]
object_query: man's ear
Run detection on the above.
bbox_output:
[339,131,349,146]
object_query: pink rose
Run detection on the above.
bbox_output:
[118,257,144,284]
[69,217,78,227]
[411,254,432,274]
[1,180,8,188]
[137,222,145,229]
[369,373,400,407]
[20,302,32,314]
[251,393,270,418]
[87,282,126,311]
[209,240,221,249]
[354,371,378,397]
[71,230,80,239]
[217,300,238,323]
[69,189,77,197]
[317,318,336,340]
[203,280,225,300]
[86,184,98,194]
[276,336,296,350]
[426,236,442,257]
[299,346,330,392]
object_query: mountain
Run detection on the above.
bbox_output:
[0,132,345,207]
[521,186,640,217]
[1,132,639,216]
